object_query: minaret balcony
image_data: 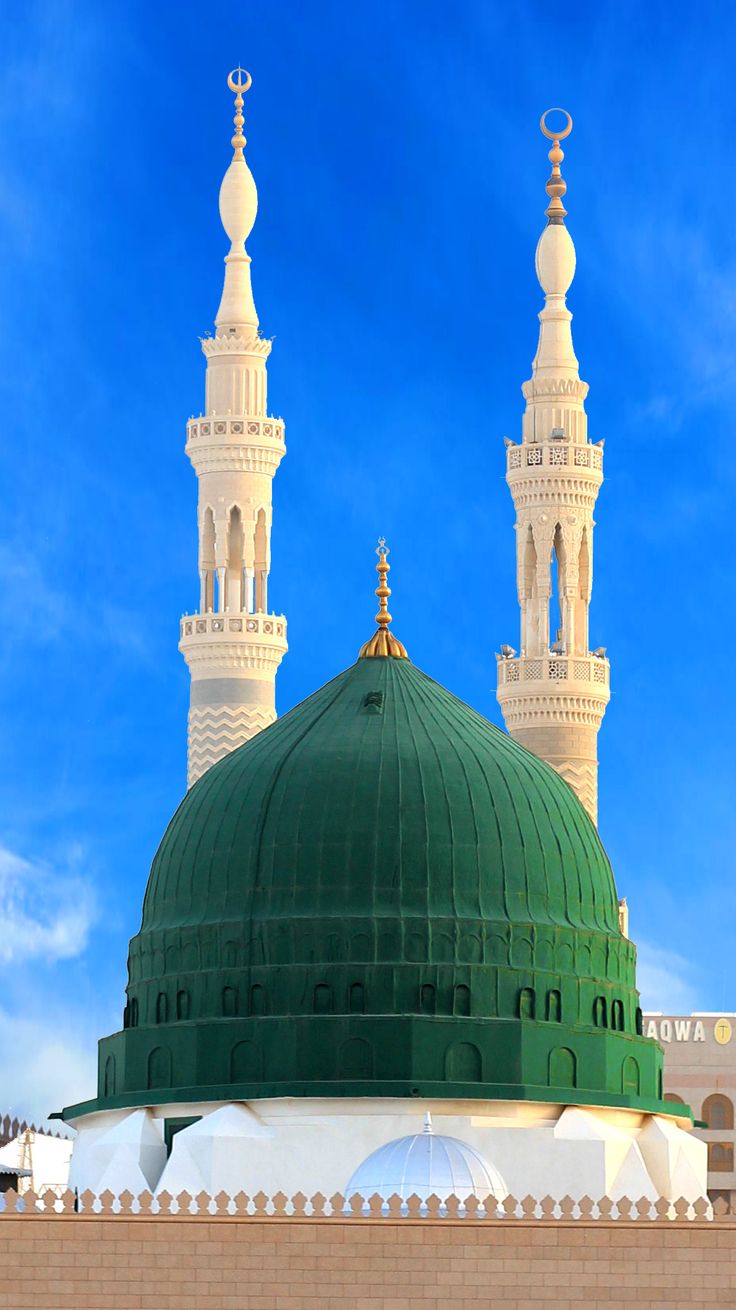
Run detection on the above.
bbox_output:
[496,652,610,697]
[187,416,284,443]
[185,415,286,476]
[179,611,288,673]
[506,439,602,475]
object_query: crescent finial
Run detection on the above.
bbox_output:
[540,108,572,225]
[228,67,253,95]
[227,67,252,157]
[540,108,573,142]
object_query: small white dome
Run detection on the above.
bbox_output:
[344,1117,507,1211]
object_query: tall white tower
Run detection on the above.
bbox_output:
[496,110,609,824]
[179,70,288,787]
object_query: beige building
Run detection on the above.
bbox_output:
[645,1013,736,1204]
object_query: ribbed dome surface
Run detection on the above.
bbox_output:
[77,653,667,1119]
[143,656,618,935]
[345,1122,507,1207]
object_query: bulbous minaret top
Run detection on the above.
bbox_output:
[216,67,259,332]
[496,108,610,825]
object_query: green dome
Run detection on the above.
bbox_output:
[77,654,667,1118]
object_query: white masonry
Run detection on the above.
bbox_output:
[496,113,609,823]
[179,71,288,787]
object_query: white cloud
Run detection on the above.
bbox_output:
[636,939,700,1014]
[0,1005,99,1123]
[0,845,96,965]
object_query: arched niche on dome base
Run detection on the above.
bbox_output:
[406,930,428,963]
[432,931,454,963]
[556,941,574,974]
[338,1037,373,1079]
[325,932,341,963]
[350,932,372,962]
[518,987,536,1020]
[246,932,265,966]
[535,936,555,972]
[622,1055,640,1097]
[546,989,562,1023]
[548,1046,577,1090]
[511,937,534,969]
[459,932,483,964]
[148,1045,172,1091]
[453,983,471,1017]
[445,1041,482,1083]
[591,944,606,979]
[230,1040,262,1083]
[222,986,238,1018]
[222,939,239,968]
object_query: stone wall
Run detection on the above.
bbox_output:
[2,1194,736,1309]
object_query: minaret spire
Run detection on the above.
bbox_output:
[496,111,609,823]
[179,71,288,787]
[215,68,259,333]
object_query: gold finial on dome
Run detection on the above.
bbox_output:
[540,108,572,225]
[359,539,409,659]
[227,67,252,159]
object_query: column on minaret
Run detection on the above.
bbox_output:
[179,70,288,788]
[496,110,609,824]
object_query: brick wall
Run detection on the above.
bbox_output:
[2,1212,736,1309]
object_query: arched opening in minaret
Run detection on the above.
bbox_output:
[226,506,245,611]
[522,525,538,654]
[550,523,566,653]
[575,528,590,655]
[200,507,216,613]
[254,509,268,612]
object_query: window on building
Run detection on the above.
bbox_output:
[708,1142,734,1173]
[664,1093,685,1105]
[703,1094,734,1131]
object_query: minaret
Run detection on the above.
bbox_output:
[496,110,609,823]
[179,69,288,787]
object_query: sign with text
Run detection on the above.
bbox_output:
[644,1016,733,1045]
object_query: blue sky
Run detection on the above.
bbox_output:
[1,0,735,1118]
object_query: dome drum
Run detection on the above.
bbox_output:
[90,1011,663,1116]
